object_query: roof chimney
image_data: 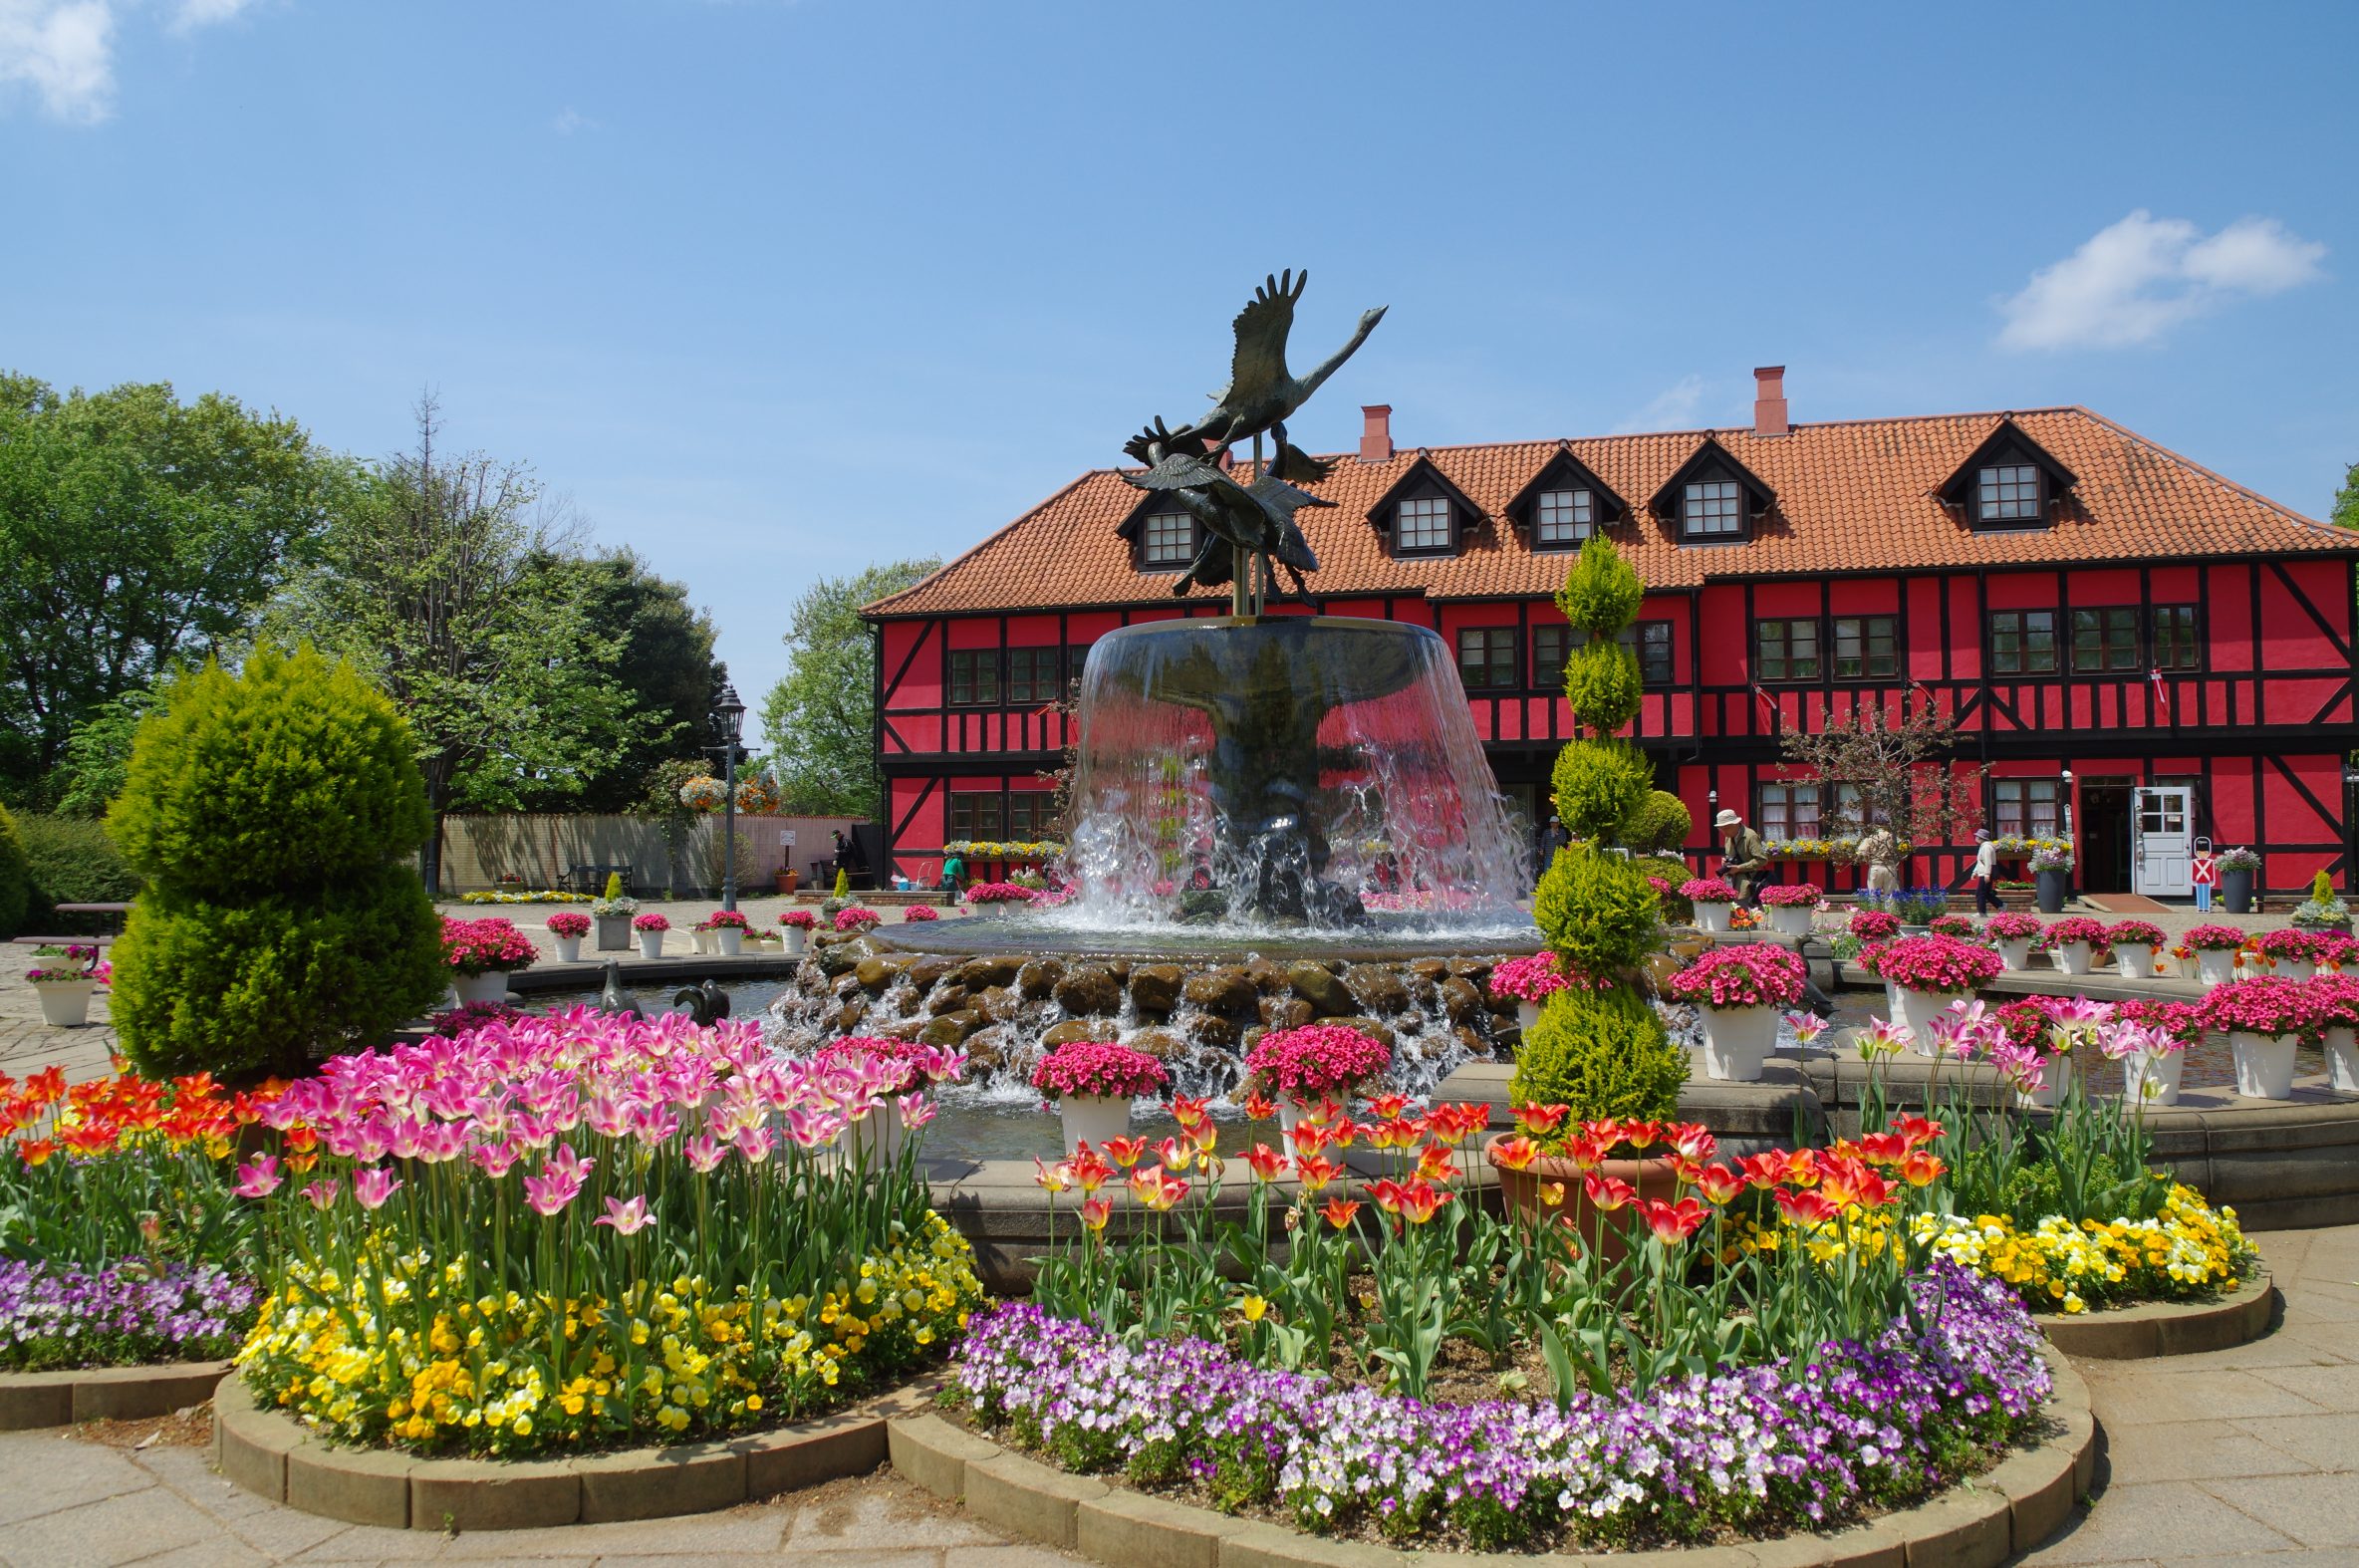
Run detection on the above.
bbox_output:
[1752,367,1788,438]
[1359,404,1394,462]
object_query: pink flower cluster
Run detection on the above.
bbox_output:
[1848,909,1902,941]
[2040,916,2109,950]
[1927,914,1979,939]
[1243,1024,1391,1101]
[2199,977,2315,1041]
[776,910,818,930]
[633,913,671,932]
[834,907,882,931]
[1982,912,2043,942]
[1680,878,1738,904]
[903,905,939,922]
[1028,1040,1169,1101]
[1874,933,2003,995]
[544,912,591,938]
[2253,928,2321,961]
[810,1035,966,1097]
[1487,953,1570,1004]
[2116,997,2205,1048]
[2105,919,2166,949]
[1757,883,1823,909]
[439,916,539,976]
[1662,943,1807,1010]
[963,883,1038,906]
[697,910,753,932]
[253,1010,961,1216]
[2186,923,2249,952]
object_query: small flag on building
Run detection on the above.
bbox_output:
[2148,667,2170,716]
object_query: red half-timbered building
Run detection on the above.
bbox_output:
[863,371,2359,898]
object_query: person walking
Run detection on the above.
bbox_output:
[1539,815,1569,869]
[1969,829,1999,915]
[1715,809,1770,906]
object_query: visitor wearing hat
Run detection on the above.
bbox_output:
[1715,807,1770,906]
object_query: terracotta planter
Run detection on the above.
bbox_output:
[1485,1136,1681,1264]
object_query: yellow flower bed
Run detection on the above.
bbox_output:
[1729,1184,2255,1316]
[458,890,595,905]
[238,1212,982,1455]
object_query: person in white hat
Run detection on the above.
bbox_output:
[1715,808,1770,906]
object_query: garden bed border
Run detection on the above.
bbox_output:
[212,1372,938,1531]
[2034,1271,2275,1360]
[0,1358,233,1432]
[888,1344,2096,1568]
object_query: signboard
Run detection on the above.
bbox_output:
[779,829,796,847]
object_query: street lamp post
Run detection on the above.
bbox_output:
[712,685,747,914]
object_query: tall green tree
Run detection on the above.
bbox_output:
[514,548,725,812]
[759,559,939,818]
[268,397,648,889]
[2334,460,2359,531]
[0,375,341,796]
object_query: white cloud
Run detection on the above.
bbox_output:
[1998,211,2327,351]
[552,107,594,135]
[1611,374,1706,434]
[0,0,251,121]
[0,0,115,122]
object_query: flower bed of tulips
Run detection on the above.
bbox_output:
[953,1261,2048,1553]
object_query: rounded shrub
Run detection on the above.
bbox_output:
[1532,842,1662,976]
[0,803,31,938]
[108,647,445,1081]
[1555,534,1644,638]
[1562,637,1642,734]
[109,648,432,896]
[1508,984,1687,1125]
[1625,790,1694,856]
[1550,736,1654,846]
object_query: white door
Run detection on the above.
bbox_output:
[2133,786,2195,897]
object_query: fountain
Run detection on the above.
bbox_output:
[768,272,1540,1109]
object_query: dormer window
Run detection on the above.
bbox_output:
[1397,496,1451,552]
[1977,464,2040,523]
[1940,418,2076,531]
[1535,489,1592,547]
[1142,511,1194,568]
[1685,480,1743,538]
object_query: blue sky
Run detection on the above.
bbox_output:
[5,2,2355,729]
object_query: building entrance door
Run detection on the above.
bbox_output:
[2132,786,2196,897]
[2079,781,2134,894]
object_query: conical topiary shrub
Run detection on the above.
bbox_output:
[108,647,446,1080]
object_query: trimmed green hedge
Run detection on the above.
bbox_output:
[0,804,30,938]
[12,814,141,934]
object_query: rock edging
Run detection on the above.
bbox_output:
[213,1372,935,1530]
[2036,1272,2275,1360]
[889,1344,2096,1567]
[0,1358,232,1432]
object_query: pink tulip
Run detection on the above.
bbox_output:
[467,1139,521,1178]
[522,1169,584,1216]
[683,1132,728,1173]
[352,1167,402,1210]
[232,1154,282,1198]
[594,1194,655,1235]
[898,1092,937,1132]
[301,1177,341,1210]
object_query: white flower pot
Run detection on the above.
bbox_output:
[453,970,511,1006]
[1996,938,2034,971]
[2198,950,2238,987]
[2230,1030,2300,1100]
[1893,987,1969,1057]
[1059,1093,1133,1156]
[2326,1026,2359,1094]
[2124,1047,2185,1107]
[1765,906,1813,937]
[32,978,96,1027]
[2276,958,2317,982]
[1699,1003,1777,1082]
[1694,902,1733,933]
[2015,1051,2075,1109]
[2052,941,2094,976]
[716,928,744,956]
[552,934,584,964]
[1516,999,1540,1034]
[2113,942,2154,979]
[692,928,717,954]
[782,926,809,955]
[637,931,665,958]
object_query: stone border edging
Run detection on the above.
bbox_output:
[0,1358,232,1431]
[887,1344,2096,1568]
[2036,1272,2275,1360]
[212,1372,936,1531]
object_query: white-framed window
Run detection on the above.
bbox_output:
[1397,495,1452,552]
[1759,782,1822,840]
[1535,488,1592,548]
[1993,779,2061,839]
[1684,479,1743,538]
[1977,464,2041,523]
[1143,511,1193,567]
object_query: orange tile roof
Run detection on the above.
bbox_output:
[865,407,2355,617]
